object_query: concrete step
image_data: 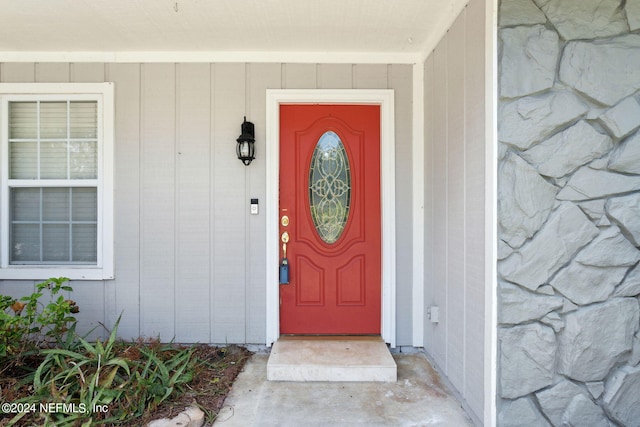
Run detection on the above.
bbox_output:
[267,336,397,382]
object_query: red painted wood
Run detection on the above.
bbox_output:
[279,104,381,334]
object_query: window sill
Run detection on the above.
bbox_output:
[0,266,113,281]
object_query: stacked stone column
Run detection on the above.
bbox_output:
[498,0,640,425]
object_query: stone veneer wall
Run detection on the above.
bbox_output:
[498,0,640,425]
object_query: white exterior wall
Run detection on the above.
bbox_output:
[422,0,491,423]
[0,62,414,345]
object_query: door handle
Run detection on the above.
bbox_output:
[280,231,290,285]
[281,231,290,259]
[280,215,290,257]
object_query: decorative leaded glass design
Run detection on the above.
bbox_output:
[309,131,351,244]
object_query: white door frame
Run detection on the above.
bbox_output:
[265,89,396,347]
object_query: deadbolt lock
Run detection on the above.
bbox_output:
[281,215,290,227]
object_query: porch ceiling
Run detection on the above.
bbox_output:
[0,0,468,61]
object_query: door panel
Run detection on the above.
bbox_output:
[279,104,381,334]
[337,256,365,305]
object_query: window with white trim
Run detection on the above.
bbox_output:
[0,83,114,280]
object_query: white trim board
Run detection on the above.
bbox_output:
[265,89,396,347]
[412,63,425,347]
[0,51,421,65]
[485,0,499,425]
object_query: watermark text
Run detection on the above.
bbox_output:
[1,402,109,415]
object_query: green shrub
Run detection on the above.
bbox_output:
[10,316,198,426]
[25,315,129,426]
[131,344,195,414]
[0,277,78,373]
[1,279,198,426]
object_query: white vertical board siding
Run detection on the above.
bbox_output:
[0,60,414,347]
[212,63,247,343]
[431,41,449,369]
[67,282,106,340]
[422,0,487,423]
[0,281,36,309]
[106,63,142,340]
[36,63,70,83]
[71,63,106,83]
[70,64,107,341]
[175,64,212,343]
[0,63,36,82]
[140,64,177,339]
[246,63,281,343]
[464,0,489,418]
[354,64,387,89]
[317,64,353,89]
[446,12,467,394]
[283,63,316,88]
[389,64,414,346]
[423,55,436,351]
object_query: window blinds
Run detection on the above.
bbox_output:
[8,101,98,264]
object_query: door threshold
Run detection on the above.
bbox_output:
[279,335,383,341]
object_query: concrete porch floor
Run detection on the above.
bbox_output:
[213,352,474,426]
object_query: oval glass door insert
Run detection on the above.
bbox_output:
[309,131,351,244]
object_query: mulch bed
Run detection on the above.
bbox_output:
[0,344,252,427]
[133,344,251,426]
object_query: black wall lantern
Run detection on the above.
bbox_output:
[236,117,255,166]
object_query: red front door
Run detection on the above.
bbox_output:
[279,104,381,334]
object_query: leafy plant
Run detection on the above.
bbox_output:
[132,344,195,412]
[34,278,79,342]
[27,315,129,426]
[16,316,198,426]
[0,277,78,375]
[1,278,204,426]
